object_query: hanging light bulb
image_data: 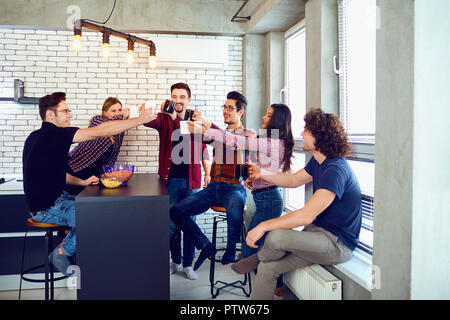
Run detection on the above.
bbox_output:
[148,46,156,68]
[127,38,135,64]
[102,43,110,58]
[72,28,82,52]
[102,32,110,58]
[148,55,156,68]
[73,35,82,51]
[127,50,134,63]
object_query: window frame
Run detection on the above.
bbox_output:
[337,0,376,254]
[282,21,307,212]
[282,9,376,254]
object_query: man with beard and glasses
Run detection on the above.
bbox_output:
[143,82,210,280]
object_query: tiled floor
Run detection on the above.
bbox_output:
[0,260,298,300]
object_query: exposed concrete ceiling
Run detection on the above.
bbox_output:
[242,0,306,34]
[0,0,305,35]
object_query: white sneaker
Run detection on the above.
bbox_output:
[170,262,181,274]
[183,266,198,280]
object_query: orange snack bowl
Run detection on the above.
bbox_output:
[102,164,135,185]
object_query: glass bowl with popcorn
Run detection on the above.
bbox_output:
[102,164,135,186]
[100,176,124,188]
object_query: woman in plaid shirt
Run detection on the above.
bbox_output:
[64,97,129,195]
[191,103,295,299]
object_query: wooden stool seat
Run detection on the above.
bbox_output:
[27,217,61,229]
[211,204,247,213]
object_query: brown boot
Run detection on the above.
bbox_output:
[231,253,260,274]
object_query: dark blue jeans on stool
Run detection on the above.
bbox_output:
[167,177,199,268]
[170,181,247,252]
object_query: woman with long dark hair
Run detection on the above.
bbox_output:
[190,103,295,299]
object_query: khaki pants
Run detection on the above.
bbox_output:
[252,224,353,300]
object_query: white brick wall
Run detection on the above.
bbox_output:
[0,27,244,256]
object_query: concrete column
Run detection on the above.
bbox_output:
[265,32,285,106]
[373,0,450,299]
[305,0,339,114]
[243,34,266,132]
[243,32,284,133]
[304,0,339,199]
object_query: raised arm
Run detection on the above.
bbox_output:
[73,107,155,143]
[204,127,273,152]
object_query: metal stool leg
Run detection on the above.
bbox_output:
[209,214,252,298]
[18,229,29,300]
[44,230,50,300]
[48,230,55,300]
[209,216,218,297]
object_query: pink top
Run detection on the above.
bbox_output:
[204,128,285,190]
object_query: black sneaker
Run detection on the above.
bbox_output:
[221,242,236,265]
[193,243,216,271]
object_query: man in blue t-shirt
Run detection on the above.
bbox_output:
[231,108,362,300]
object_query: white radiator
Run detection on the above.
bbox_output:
[284,264,342,300]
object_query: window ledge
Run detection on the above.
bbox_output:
[331,249,373,291]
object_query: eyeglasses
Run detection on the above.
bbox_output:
[222,105,238,112]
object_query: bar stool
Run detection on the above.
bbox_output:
[19,218,70,300]
[209,205,252,298]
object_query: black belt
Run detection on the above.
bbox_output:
[251,185,278,195]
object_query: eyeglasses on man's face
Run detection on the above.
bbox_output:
[222,105,238,112]
[57,109,72,114]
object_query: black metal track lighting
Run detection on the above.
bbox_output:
[72,19,156,68]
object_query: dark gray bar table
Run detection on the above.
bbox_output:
[75,173,169,300]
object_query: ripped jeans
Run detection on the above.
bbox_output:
[30,191,76,256]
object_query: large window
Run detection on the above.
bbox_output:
[348,160,374,254]
[283,5,376,254]
[285,25,306,138]
[283,23,306,211]
[338,0,377,254]
[338,0,376,137]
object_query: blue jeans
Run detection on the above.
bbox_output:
[170,181,247,250]
[242,187,283,258]
[167,178,198,267]
[242,187,284,288]
[29,191,76,256]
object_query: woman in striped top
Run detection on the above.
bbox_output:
[64,97,129,195]
[191,103,295,299]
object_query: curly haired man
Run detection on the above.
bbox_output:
[231,108,362,300]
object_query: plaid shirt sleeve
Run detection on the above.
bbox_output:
[204,128,282,161]
[68,115,124,172]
